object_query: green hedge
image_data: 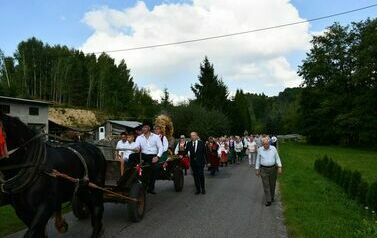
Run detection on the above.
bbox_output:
[314,156,377,211]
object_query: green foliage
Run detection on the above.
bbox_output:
[168,103,230,140]
[280,143,377,238]
[314,155,377,210]
[342,169,352,191]
[357,181,369,205]
[243,88,301,134]
[160,87,173,111]
[0,38,157,119]
[191,56,229,112]
[298,19,377,146]
[348,171,362,199]
[366,182,377,211]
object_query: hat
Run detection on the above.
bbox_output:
[180,135,185,139]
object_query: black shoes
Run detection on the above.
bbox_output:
[201,190,206,195]
[265,202,272,207]
[148,190,157,195]
[195,191,201,195]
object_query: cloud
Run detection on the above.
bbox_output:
[80,0,311,97]
[145,83,190,105]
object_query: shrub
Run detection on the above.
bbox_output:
[325,159,335,178]
[314,159,321,173]
[333,164,342,185]
[357,181,369,205]
[348,171,362,199]
[342,170,352,191]
[366,182,377,211]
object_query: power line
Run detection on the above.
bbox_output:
[91,3,377,54]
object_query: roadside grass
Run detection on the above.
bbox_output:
[0,205,25,238]
[0,203,72,237]
[279,142,377,238]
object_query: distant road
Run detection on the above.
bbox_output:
[7,161,287,238]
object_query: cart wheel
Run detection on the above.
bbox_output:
[173,168,184,192]
[128,183,146,222]
[72,196,90,220]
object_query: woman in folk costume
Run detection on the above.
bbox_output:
[175,135,189,175]
[234,136,244,165]
[154,115,174,165]
[218,137,229,167]
[228,136,236,164]
[206,137,220,175]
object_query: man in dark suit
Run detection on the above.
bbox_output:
[186,132,207,195]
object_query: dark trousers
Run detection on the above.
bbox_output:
[191,165,205,192]
[260,166,277,202]
[141,153,158,192]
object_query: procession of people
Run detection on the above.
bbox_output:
[115,118,282,206]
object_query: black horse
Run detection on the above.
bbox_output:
[0,112,106,238]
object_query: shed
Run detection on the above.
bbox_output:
[96,120,142,141]
[0,96,52,133]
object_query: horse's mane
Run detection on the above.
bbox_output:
[1,113,36,142]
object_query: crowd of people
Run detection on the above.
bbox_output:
[115,122,282,206]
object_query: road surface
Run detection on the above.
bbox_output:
[7,160,287,238]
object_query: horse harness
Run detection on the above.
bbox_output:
[0,134,89,194]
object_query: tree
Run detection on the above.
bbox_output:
[191,56,229,112]
[298,19,377,146]
[169,103,230,139]
[228,89,251,134]
[160,87,173,110]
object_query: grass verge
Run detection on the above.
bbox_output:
[279,142,377,238]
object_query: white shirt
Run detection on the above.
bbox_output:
[255,137,262,148]
[116,140,137,161]
[235,142,243,152]
[255,145,282,169]
[135,133,163,157]
[243,137,249,148]
[218,142,228,155]
[247,141,257,153]
[174,141,186,155]
[160,135,169,152]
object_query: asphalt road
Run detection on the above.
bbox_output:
[7,160,287,238]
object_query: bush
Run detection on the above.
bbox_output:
[348,171,362,199]
[357,181,369,205]
[342,170,352,191]
[313,156,375,210]
[333,164,343,185]
[325,159,335,178]
[366,182,377,211]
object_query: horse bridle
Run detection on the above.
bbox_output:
[0,133,46,170]
[0,133,47,194]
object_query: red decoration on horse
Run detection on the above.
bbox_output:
[0,121,8,159]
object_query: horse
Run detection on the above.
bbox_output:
[0,112,106,238]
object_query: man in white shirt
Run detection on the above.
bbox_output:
[135,123,163,194]
[255,137,282,206]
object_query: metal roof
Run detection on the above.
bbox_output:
[0,96,53,105]
[108,120,142,128]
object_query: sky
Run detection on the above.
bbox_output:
[1,0,377,104]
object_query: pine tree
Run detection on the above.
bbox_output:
[191,56,229,111]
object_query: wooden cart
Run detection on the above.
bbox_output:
[72,145,146,222]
